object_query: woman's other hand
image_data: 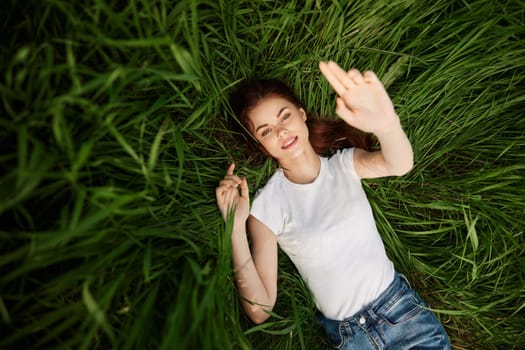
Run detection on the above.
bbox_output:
[319,61,400,136]
[215,163,250,225]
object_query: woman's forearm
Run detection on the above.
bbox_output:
[231,223,274,324]
[374,118,414,176]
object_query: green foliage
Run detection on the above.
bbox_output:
[0,0,523,349]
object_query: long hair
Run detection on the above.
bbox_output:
[229,78,374,156]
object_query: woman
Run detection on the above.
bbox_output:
[216,61,450,349]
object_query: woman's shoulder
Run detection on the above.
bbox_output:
[327,147,355,167]
[327,147,360,180]
[330,147,354,159]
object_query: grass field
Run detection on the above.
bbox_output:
[1,0,524,349]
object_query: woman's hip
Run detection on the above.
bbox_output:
[315,272,451,350]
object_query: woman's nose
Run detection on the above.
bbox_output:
[277,126,288,138]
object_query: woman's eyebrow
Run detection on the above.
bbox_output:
[255,106,289,133]
[255,123,268,133]
[276,106,287,118]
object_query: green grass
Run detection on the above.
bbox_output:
[1,0,524,349]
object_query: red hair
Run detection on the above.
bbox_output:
[229,79,374,156]
[307,117,375,155]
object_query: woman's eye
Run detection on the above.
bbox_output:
[261,129,271,137]
[282,113,291,120]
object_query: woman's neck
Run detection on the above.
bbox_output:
[279,148,321,184]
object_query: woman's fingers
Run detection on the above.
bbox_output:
[239,177,249,199]
[217,164,242,193]
[217,177,247,203]
[226,163,235,176]
[218,178,247,198]
[224,174,242,183]
[216,186,229,210]
[216,184,230,196]
[219,176,241,187]
[217,163,250,221]
[225,186,238,209]
[348,68,365,85]
[223,163,242,186]
[320,61,370,93]
[216,184,236,211]
[328,61,362,89]
[319,61,348,96]
[335,97,355,123]
[218,164,241,200]
[363,70,380,84]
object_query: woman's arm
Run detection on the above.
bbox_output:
[319,61,413,179]
[352,125,413,179]
[234,216,278,324]
[216,164,278,324]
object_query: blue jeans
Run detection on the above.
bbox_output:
[316,272,451,349]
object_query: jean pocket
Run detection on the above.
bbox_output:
[381,290,424,326]
[316,314,345,349]
[325,330,344,349]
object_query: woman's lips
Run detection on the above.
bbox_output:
[281,136,298,150]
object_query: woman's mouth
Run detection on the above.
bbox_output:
[281,136,298,150]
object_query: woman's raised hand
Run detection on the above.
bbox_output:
[215,163,250,224]
[319,61,400,135]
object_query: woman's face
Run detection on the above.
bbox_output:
[248,95,310,162]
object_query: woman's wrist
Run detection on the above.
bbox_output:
[372,114,402,139]
[232,221,248,238]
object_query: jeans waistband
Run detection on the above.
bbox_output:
[315,272,451,349]
[366,272,411,317]
[317,272,410,325]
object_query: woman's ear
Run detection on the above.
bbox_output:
[299,108,307,121]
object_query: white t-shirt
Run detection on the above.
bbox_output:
[250,148,394,320]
